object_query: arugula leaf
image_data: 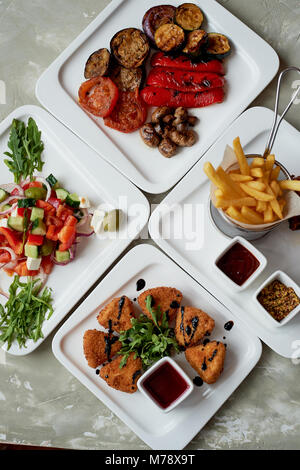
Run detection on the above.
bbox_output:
[118,295,180,369]
[3,118,44,183]
[0,275,53,350]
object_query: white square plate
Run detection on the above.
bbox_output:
[52,244,261,450]
[36,0,279,194]
[0,105,149,356]
[149,106,300,358]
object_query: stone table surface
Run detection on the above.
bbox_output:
[0,0,300,450]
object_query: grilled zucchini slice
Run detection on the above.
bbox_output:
[182,29,208,57]
[174,3,204,32]
[206,33,231,59]
[110,28,150,69]
[84,48,111,79]
[154,23,185,53]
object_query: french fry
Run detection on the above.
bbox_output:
[279,180,300,191]
[250,168,264,178]
[230,174,253,182]
[256,200,267,213]
[246,181,266,191]
[251,157,265,168]
[226,206,249,224]
[279,199,286,211]
[270,180,282,197]
[216,166,245,197]
[203,162,239,197]
[241,206,264,225]
[215,197,256,209]
[233,137,250,176]
[266,184,283,219]
[240,183,275,202]
[215,189,224,198]
[270,165,281,181]
[265,154,275,171]
[264,204,274,223]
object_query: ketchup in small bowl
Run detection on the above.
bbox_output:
[215,236,267,290]
[138,357,193,412]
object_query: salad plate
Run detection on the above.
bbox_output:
[0,105,149,356]
[35,0,279,194]
[52,243,261,450]
[148,106,300,358]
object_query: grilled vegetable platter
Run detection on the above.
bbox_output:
[0,117,121,350]
[78,2,232,159]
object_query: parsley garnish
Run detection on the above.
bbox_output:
[3,118,44,183]
[0,276,53,350]
[118,295,180,369]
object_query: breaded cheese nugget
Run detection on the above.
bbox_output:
[100,352,143,393]
[175,306,215,347]
[138,287,182,323]
[185,341,226,384]
[83,329,121,368]
[97,296,134,333]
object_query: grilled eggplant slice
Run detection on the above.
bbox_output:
[154,23,185,53]
[142,5,176,46]
[110,28,150,69]
[84,48,111,79]
[174,3,204,32]
[206,32,231,59]
[182,29,208,57]
[110,64,144,91]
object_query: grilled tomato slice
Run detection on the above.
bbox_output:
[104,88,147,133]
[78,76,119,117]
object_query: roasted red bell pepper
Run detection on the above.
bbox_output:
[0,227,23,255]
[46,225,60,241]
[150,52,225,75]
[0,250,11,263]
[41,255,54,275]
[146,67,225,93]
[14,260,38,277]
[64,215,77,227]
[27,234,44,246]
[36,200,55,215]
[141,86,224,108]
[23,181,43,190]
[45,214,63,229]
[57,226,76,251]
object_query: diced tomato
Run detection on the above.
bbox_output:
[36,200,55,215]
[0,227,23,255]
[46,225,60,242]
[56,204,73,222]
[14,260,38,277]
[41,255,54,275]
[17,208,25,217]
[11,188,20,196]
[58,226,76,251]
[0,250,11,264]
[23,181,43,190]
[47,198,61,210]
[64,215,77,227]
[27,234,44,246]
[45,215,63,229]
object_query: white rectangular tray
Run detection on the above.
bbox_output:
[149,106,300,358]
[0,105,149,356]
[52,244,261,450]
[36,0,279,194]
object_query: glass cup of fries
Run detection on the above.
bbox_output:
[205,137,300,240]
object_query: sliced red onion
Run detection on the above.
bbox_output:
[0,288,9,299]
[35,177,51,201]
[0,183,24,196]
[0,202,17,216]
[0,247,16,261]
[76,229,94,237]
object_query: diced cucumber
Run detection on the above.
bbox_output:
[25,187,47,200]
[55,250,70,263]
[66,193,80,209]
[30,207,44,221]
[18,198,36,208]
[0,204,11,212]
[25,243,39,259]
[46,174,58,188]
[40,239,54,256]
[55,188,69,201]
[7,216,25,232]
[31,218,46,236]
[0,189,9,203]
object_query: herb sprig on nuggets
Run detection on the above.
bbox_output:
[118,295,179,368]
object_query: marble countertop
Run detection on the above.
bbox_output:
[0,0,300,450]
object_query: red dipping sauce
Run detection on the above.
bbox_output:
[142,361,189,409]
[217,242,260,286]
